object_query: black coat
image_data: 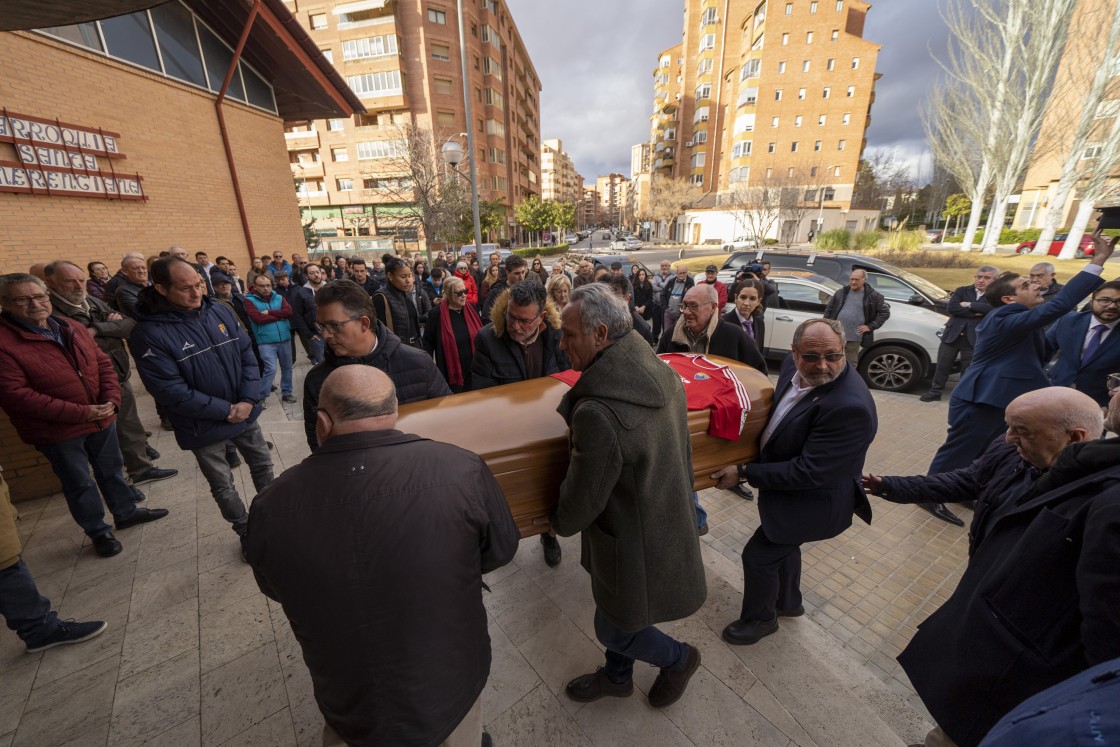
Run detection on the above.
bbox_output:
[898,463,1120,747]
[247,429,519,747]
[470,292,569,389]
[656,319,768,374]
[942,284,992,345]
[741,356,876,544]
[302,321,451,449]
[721,310,766,355]
[288,286,317,340]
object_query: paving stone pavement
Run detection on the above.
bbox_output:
[2,355,968,746]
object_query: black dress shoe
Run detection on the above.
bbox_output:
[481,733,492,747]
[722,616,779,645]
[919,392,941,402]
[565,667,633,702]
[132,467,178,485]
[540,534,562,567]
[116,507,170,530]
[145,445,160,460]
[729,484,754,500]
[160,418,174,431]
[648,644,701,708]
[777,604,805,617]
[92,533,123,557]
[919,502,965,527]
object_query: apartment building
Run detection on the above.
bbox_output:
[541,138,584,204]
[580,184,600,226]
[281,0,542,250]
[1012,0,1120,229]
[596,173,632,229]
[649,0,881,242]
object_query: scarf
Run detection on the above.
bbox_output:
[670,307,721,353]
[439,301,482,387]
[1025,436,1120,500]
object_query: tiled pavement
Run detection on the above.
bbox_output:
[2,357,972,746]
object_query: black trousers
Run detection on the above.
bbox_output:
[740,526,802,622]
[927,336,973,395]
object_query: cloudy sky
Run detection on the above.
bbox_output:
[505,0,950,184]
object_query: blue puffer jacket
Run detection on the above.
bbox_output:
[243,291,292,344]
[130,288,263,450]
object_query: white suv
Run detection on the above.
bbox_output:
[720,236,760,252]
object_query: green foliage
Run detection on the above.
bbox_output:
[513,244,570,258]
[302,216,321,251]
[815,229,851,251]
[942,193,971,221]
[885,229,924,251]
[867,249,979,268]
[853,230,882,252]
[762,238,779,245]
[551,201,577,231]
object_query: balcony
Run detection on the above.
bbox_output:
[291,162,324,178]
[284,130,319,149]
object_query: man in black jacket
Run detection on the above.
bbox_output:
[249,365,518,747]
[302,281,450,451]
[349,257,381,297]
[867,387,1119,747]
[660,264,694,333]
[657,284,767,372]
[822,269,890,366]
[480,255,530,324]
[921,266,998,403]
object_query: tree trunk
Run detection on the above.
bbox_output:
[1056,201,1095,260]
[981,191,1010,254]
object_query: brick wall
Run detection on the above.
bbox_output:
[0,31,305,501]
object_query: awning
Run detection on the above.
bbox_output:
[0,1,163,30]
[331,0,389,15]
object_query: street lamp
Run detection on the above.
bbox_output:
[441,134,482,253]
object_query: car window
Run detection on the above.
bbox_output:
[864,273,918,303]
[775,280,831,311]
[861,261,949,302]
[1055,233,1068,241]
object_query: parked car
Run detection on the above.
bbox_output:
[1015,232,1095,258]
[720,235,761,252]
[563,234,579,244]
[925,229,944,243]
[720,250,951,315]
[609,237,642,250]
[760,272,945,392]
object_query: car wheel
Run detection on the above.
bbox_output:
[859,345,922,392]
[1075,248,1086,259]
[1015,244,1032,254]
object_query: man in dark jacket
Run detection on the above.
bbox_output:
[1029,261,1063,301]
[302,281,450,451]
[553,284,706,708]
[712,318,877,645]
[131,258,274,561]
[0,273,168,558]
[822,269,890,365]
[104,253,141,311]
[480,255,530,324]
[884,388,1120,747]
[660,264,694,333]
[657,284,767,372]
[44,261,176,488]
[115,254,149,319]
[1044,280,1120,407]
[349,257,381,297]
[921,266,999,403]
[248,365,518,747]
[288,278,324,365]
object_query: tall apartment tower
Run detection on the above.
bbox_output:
[581,184,600,227]
[596,174,632,228]
[1012,0,1120,229]
[650,0,880,238]
[541,138,584,204]
[281,0,541,247]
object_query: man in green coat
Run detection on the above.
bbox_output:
[551,284,706,709]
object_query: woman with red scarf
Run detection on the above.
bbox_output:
[422,276,482,393]
[452,261,478,308]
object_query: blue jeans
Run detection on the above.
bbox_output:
[0,559,59,645]
[37,423,137,538]
[258,341,293,399]
[692,492,707,528]
[594,607,686,684]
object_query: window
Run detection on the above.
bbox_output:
[696,83,712,100]
[811,1,818,11]
[336,179,353,192]
[798,87,806,99]
[814,140,822,151]
[700,33,716,50]
[690,174,704,186]
[730,166,750,183]
[100,11,160,71]
[842,112,850,124]
[823,86,831,98]
[733,140,753,157]
[698,58,713,75]
[742,59,761,79]
[437,111,455,126]
[488,148,506,164]
[827,58,835,70]
[482,88,504,108]
[766,168,773,178]
[483,57,502,79]
[428,8,446,23]
[852,56,860,69]
[768,142,776,153]
[700,7,718,25]
[847,85,855,97]
[431,43,450,61]
[831,29,839,41]
[818,114,826,125]
[833,166,841,177]
[346,71,403,98]
[781,32,789,45]
[693,106,710,123]
[38,23,103,52]
[1083,143,1104,159]
[791,142,799,152]
[357,140,407,159]
[802,59,810,72]
[328,119,345,131]
[691,152,706,168]
[778,61,786,73]
[320,48,334,63]
[434,76,453,95]
[150,2,206,86]
[331,147,348,162]
[788,167,795,177]
[481,24,500,51]
[810,166,818,176]
[838,139,846,150]
[806,31,814,44]
[836,0,843,8]
[310,13,327,29]
[199,25,244,100]
[794,115,803,126]
[771,116,780,127]
[752,33,765,51]
[785,3,792,14]
[694,130,708,144]
[775,88,783,100]
[342,35,398,60]
[485,118,505,136]
[737,87,758,106]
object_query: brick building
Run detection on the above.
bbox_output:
[0,0,359,500]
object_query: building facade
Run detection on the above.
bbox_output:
[595,173,632,229]
[649,0,881,243]
[280,0,542,251]
[541,137,583,204]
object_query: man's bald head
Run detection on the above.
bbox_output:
[1004,387,1102,469]
[316,366,398,442]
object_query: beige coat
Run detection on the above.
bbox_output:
[0,476,22,570]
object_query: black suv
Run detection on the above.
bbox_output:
[721,250,950,315]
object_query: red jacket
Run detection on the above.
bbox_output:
[453,270,478,305]
[0,314,120,446]
[699,279,728,310]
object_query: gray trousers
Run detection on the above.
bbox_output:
[190,422,274,536]
[116,378,152,480]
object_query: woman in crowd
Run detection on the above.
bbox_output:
[723,277,766,353]
[86,261,110,302]
[247,257,268,287]
[318,255,334,279]
[632,268,654,323]
[453,261,478,307]
[422,277,482,393]
[413,260,430,286]
[479,264,502,308]
[546,273,572,311]
[530,258,549,285]
[372,254,426,350]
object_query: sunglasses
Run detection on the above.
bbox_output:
[798,352,845,363]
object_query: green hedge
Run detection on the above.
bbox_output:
[815,229,851,251]
[512,243,569,258]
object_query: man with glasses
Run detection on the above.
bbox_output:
[302,281,449,451]
[1045,280,1120,408]
[711,318,877,645]
[0,273,170,558]
[267,251,292,278]
[132,258,273,562]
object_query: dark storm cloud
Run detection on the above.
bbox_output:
[505,0,949,182]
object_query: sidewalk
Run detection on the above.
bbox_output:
[1,359,968,746]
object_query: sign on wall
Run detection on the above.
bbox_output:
[0,109,146,201]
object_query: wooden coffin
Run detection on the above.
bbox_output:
[396,356,774,538]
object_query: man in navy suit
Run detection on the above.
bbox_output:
[926,233,1116,477]
[1045,280,1120,407]
[921,266,999,403]
[712,318,877,645]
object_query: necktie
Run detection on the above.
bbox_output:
[742,318,754,338]
[1082,323,1107,363]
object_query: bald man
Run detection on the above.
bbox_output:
[247,366,518,747]
[865,387,1120,746]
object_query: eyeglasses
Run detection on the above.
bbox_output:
[680,302,707,312]
[506,310,542,326]
[6,293,50,306]
[452,290,467,297]
[315,317,362,334]
[1093,297,1120,307]
[1108,373,1120,393]
[798,352,845,363]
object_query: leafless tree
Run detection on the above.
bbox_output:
[644,175,701,241]
[724,180,782,243]
[778,167,835,246]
